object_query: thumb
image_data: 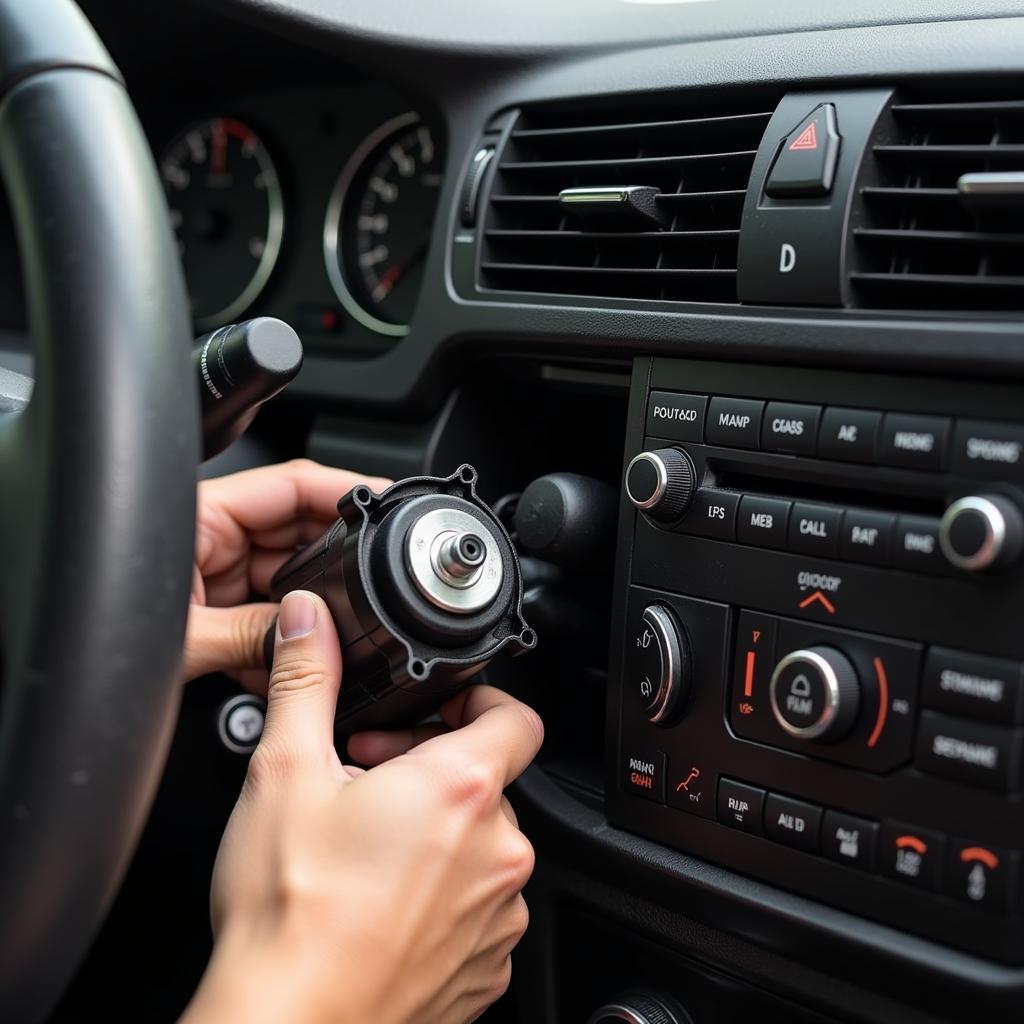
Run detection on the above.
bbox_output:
[260,591,343,764]
[183,602,279,682]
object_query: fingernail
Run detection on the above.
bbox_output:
[278,591,317,639]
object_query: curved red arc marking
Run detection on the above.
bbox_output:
[961,846,1000,870]
[867,656,888,749]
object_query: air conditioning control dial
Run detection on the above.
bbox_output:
[587,991,693,1024]
[769,646,860,743]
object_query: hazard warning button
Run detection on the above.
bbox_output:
[765,103,841,199]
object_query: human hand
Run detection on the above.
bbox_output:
[183,591,543,1024]
[182,459,390,684]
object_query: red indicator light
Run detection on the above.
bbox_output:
[867,657,889,749]
[798,590,835,614]
[743,650,756,697]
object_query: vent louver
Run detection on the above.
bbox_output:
[852,99,1024,311]
[480,102,773,304]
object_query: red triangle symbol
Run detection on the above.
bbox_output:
[789,121,818,151]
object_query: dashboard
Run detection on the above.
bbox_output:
[24,1,1024,1022]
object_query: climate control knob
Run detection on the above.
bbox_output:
[631,603,689,725]
[587,991,693,1024]
[624,447,697,524]
[769,646,860,742]
[939,494,1023,573]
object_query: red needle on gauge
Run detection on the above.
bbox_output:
[211,119,227,175]
[371,241,429,302]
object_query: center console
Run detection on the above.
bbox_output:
[607,356,1024,962]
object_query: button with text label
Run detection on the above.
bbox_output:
[761,401,821,456]
[922,647,1024,725]
[840,509,894,566]
[880,413,951,471]
[818,407,882,463]
[717,778,765,835]
[894,515,945,573]
[645,391,708,444]
[946,839,1018,911]
[681,488,740,541]
[705,397,764,450]
[765,793,822,853]
[822,810,878,872]
[788,502,842,557]
[737,495,791,549]
[880,822,945,891]
[622,747,666,803]
[916,711,1022,792]
[951,419,1024,480]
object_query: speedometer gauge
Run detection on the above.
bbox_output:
[161,118,283,330]
[323,113,443,337]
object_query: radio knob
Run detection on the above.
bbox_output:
[939,494,1023,573]
[632,604,689,725]
[624,448,696,524]
[769,646,860,742]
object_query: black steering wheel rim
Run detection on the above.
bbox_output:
[0,3,198,1021]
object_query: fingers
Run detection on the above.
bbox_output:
[415,686,544,791]
[346,722,447,765]
[201,459,391,536]
[183,602,279,681]
[254,591,343,770]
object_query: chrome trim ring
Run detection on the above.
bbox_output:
[217,694,267,755]
[643,604,681,724]
[322,111,420,338]
[625,451,668,511]
[405,507,504,614]
[940,495,1006,571]
[769,648,840,740]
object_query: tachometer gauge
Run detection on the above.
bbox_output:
[161,118,283,330]
[323,113,443,337]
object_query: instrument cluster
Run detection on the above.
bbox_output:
[156,85,444,348]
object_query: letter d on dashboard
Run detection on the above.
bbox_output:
[779,243,796,273]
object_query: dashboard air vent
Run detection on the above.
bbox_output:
[852,99,1024,311]
[480,102,773,304]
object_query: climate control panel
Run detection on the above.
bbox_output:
[607,356,1024,964]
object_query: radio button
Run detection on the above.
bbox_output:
[737,495,791,549]
[840,508,894,566]
[923,648,1024,725]
[951,419,1024,480]
[765,793,822,853]
[879,822,945,890]
[894,515,945,573]
[916,711,1023,792]
[705,397,764,450]
[681,488,740,541]
[818,407,881,463]
[879,413,951,471]
[788,502,842,557]
[645,390,708,444]
[822,810,878,872]
[717,778,765,835]
[761,401,821,456]
[946,839,1018,911]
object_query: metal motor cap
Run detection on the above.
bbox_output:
[406,506,505,614]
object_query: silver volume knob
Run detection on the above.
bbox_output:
[940,494,1023,573]
[624,448,697,524]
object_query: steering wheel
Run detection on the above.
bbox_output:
[0,2,197,1021]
